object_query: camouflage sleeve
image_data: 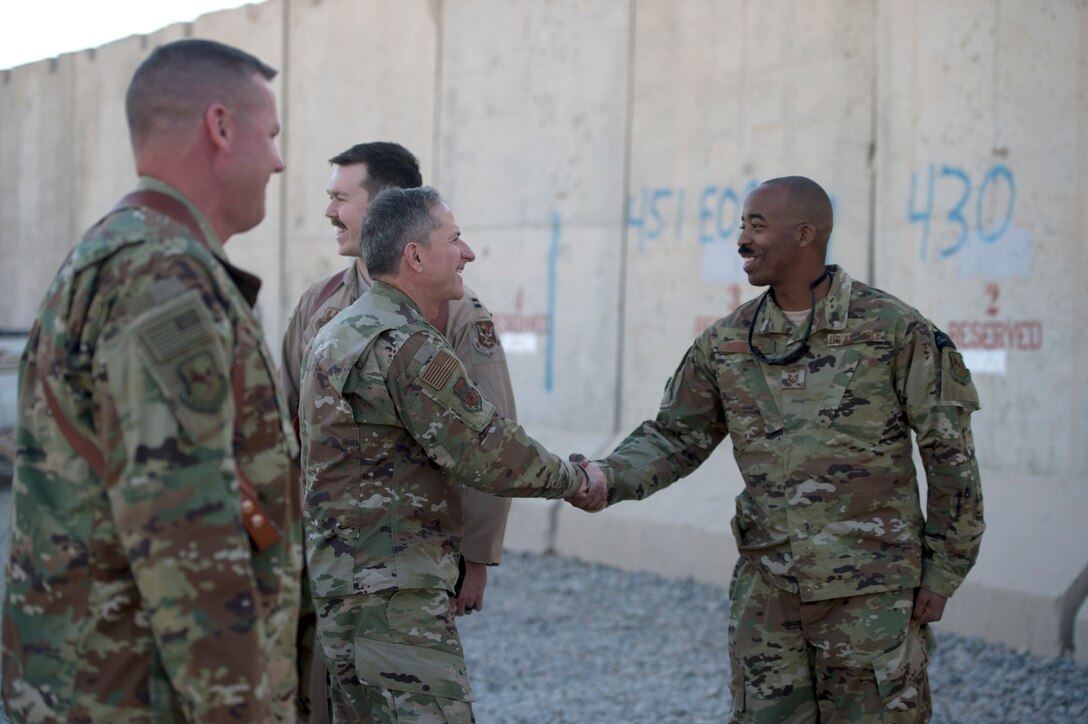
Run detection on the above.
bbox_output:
[446,293,513,564]
[601,337,727,504]
[279,296,306,422]
[96,257,270,721]
[900,320,984,598]
[383,330,585,500]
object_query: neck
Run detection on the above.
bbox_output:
[353,257,373,285]
[772,267,830,311]
[378,277,440,323]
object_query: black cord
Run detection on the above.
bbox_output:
[747,268,832,366]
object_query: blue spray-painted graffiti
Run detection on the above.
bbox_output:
[545,210,559,393]
[627,180,760,251]
[908,163,1016,261]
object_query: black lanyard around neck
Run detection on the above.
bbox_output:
[747,268,832,366]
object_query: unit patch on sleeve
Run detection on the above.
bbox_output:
[176,350,228,412]
[452,377,484,411]
[947,350,971,385]
[473,320,499,353]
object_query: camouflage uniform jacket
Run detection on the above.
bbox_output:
[2,178,303,722]
[603,266,984,602]
[299,281,584,597]
[281,264,513,564]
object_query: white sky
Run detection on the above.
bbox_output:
[0,1,256,70]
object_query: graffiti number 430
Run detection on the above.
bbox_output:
[908,164,1015,261]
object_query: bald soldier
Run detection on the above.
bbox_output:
[2,40,302,721]
[588,177,984,722]
[299,186,605,722]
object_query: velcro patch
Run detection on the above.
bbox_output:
[473,320,499,352]
[452,377,483,411]
[420,350,459,390]
[946,350,971,385]
[176,350,228,412]
[827,330,886,347]
[139,300,213,362]
[722,341,748,354]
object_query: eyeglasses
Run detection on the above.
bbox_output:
[747,268,832,366]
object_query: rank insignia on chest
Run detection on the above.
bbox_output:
[781,367,806,389]
[176,350,228,412]
[473,320,499,352]
[452,376,483,411]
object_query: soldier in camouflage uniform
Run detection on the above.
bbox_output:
[2,40,303,722]
[594,177,984,723]
[281,143,517,723]
[299,186,604,722]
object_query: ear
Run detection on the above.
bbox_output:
[203,103,233,153]
[403,242,425,273]
[796,222,817,248]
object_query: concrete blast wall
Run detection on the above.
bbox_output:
[1,0,1086,660]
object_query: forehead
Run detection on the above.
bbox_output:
[743,184,789,216]
[248,76,279,119]
[328,163,368,192]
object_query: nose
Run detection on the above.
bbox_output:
[460,240,476,263]
[325,199,337,219]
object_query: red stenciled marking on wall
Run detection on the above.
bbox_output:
[946,320,1043,350]
[494,287,550,335]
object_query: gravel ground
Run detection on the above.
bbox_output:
[0,476,1085,723]
[460,551,1088,724]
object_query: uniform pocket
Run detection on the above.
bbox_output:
[717,353,781,451]
[872,624,934,711]
[353,590,473,702]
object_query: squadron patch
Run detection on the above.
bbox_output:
[452,377,483,411]
[420,350,459,390]
[176,350,228,412]
[947,350,971,385]
[473,320,499,352]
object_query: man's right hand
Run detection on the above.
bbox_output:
[567,454,607,512]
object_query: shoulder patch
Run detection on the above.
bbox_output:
[138,298,213,362]
[420,349,459,390]
[473,319,499,352]
[452,377,484,411]
[946,350,971,385]
[176,350,228,412]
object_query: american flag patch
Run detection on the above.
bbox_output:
[139,304,211,362]
[420,350,459,389]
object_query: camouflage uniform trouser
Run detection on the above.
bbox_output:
[728,558,934,723]
[315,589,474,723]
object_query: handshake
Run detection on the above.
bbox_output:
[567,453,608,513]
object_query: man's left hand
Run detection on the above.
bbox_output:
[911,587,947,625]
[452,560,488,616]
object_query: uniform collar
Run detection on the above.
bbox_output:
[756,264,853,336]
[136,176,225,259]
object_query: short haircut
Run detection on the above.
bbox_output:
[125,39,277,149]
[328,142,423,198]
[361,187,445,278]
[760,176,833,228]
